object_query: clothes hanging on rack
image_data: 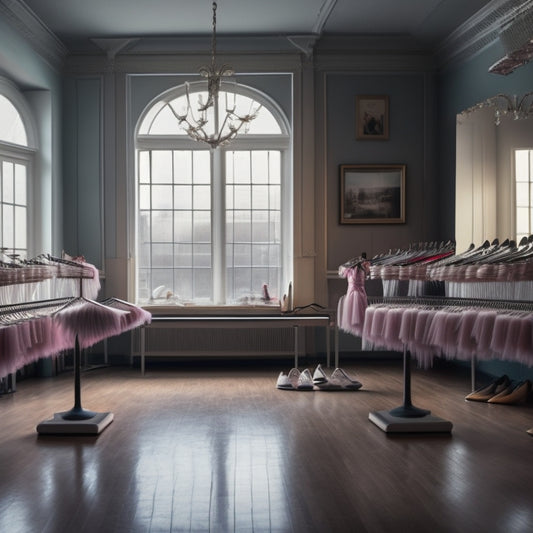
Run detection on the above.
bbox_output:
[362,297,533,369]
[0,297,151,378]
[0,254,100,304]
[337,258,370,336]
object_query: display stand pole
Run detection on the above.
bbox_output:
[389,346,430,418]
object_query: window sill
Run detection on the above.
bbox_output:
[141,303,283,316]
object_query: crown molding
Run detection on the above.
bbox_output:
[0,0,67,72]
[436,0,533,69]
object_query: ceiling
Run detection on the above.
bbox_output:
[21,0,494,53]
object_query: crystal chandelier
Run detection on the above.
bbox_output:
[460,92,533,125]
[171,2,261,149]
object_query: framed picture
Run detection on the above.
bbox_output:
[340,164,405,224]
[355,95,389,140]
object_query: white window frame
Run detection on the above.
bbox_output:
[0,77,37,259]
[135,83,292,306]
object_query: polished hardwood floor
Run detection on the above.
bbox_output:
[1,357,532,533]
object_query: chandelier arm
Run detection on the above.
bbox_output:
[180,1,258,148]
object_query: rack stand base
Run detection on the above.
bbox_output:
[36,412,113,435]
[369,410,452,434]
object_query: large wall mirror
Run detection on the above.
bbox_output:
[455,94,533,252]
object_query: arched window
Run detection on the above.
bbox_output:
[135,84,292,305]
[0,82,36,261]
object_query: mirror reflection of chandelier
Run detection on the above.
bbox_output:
[460,92,533,125]
[171,2,261,149]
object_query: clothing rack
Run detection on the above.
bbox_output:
[0,256,151,433]
[364,295,533,433]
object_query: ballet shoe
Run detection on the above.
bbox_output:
[527,427,533,436]
[313,364,362,391]
[487,380,531,405]
[312,364,329,385]
[465,374,510,402]
[330,367,362,390]
[277,368,314,390]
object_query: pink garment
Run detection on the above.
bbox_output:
[337,265,368,337]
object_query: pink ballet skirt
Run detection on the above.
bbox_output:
[337,266,368,337]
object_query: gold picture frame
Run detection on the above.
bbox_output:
[340,164,405,224]
[355,95,389,140]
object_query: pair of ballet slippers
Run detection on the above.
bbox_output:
[276,364,362,391]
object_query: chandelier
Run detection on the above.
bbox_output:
[171,2,261,149]
[460,93,533,125]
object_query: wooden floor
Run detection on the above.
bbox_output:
[1,358,533,533]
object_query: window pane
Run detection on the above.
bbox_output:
[194,268,212,299]
[252,268,269,293]
[138,243,151,268]
[174,151,192,183]
[175,243,192,267]
[149,105,180,135]
[152,151,173,182]
[252,211,269,241]
[0,95,27,145]
[138,211,151,244]
[152,185,173,209]
[152,244,173,267]
[14,206,26,249]
[252,244,269,266]
[233,211,251,242]
[2,205,13,247]
[516,183,529,207]
[231,152,251,183]
[269,152,281,184]
[234,185,251,209]
[269,185,280,209]
[14,164,26,205]
[233,268,252,296]
[193,152,210,184]
[234,244,251,267]
[252,151,269,183]
[226,185,234,209]
[174,185,192,209]
[252,186,269,209]
[2,162,13,203]
[174,211,192,242]
[193,211,211,242]
[139,185,150,210]
[139,151,150,183]
[194,243,211,267]
[516,206,529,235]
[152,268,174,291]
[193,185,211,210]
[152,211,173,242]
[175,268,193,299]
[516,150,529,181]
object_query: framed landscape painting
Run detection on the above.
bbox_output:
[340,164,405,224]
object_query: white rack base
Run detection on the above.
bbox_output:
[369,410,452,434]
[36,412,114,435]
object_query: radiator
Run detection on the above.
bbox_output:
[132,327,303,357]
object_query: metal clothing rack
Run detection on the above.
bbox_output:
[365,296,533,433]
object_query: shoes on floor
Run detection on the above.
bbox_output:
[277,364,362,391]
[313,364,362,391]
[487,379,532,405]
[276,368,314,390]
[465,374,511,402]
